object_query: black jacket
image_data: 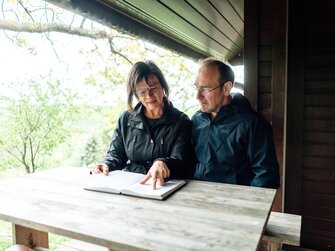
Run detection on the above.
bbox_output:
[101,98,195,179]
[192,93,280,188]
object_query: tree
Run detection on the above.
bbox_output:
[0,75,78,173]
[0,0,198,172]
[80,136,99,167]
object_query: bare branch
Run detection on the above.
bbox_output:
[108,38,132,65]
[18,0,35,22]
[0,19,111,39]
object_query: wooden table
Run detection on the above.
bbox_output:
[0,167,276,251]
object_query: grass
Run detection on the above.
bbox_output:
[0,219,71,250]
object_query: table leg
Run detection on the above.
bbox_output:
[12,224,49,249]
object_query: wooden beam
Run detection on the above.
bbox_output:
[13,224,48,249]
[244,0,259,110]
[284,0,306,214]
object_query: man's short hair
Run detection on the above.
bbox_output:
[201,58,235,85]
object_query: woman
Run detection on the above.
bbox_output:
[91,60,194,189]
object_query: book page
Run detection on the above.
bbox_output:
[121,180,186,200]
[84,170,145,194]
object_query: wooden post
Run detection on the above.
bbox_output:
[13,224,49,249]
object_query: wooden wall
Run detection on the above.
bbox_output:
[246,0,335,249]
[245,0,285,212]
[286,0,335,250]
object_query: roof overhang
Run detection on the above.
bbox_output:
[46,0,244,63]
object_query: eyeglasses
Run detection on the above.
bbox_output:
[136,86,159,97]
[193,84,222,94]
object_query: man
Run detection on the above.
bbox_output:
[192,58,280,188]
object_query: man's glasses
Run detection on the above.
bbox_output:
[136,86,159,97]
[193,84,222,94]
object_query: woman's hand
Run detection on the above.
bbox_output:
[140,160,170,189]
[91,164,109,175]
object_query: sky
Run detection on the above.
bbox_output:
[0,0,243,110]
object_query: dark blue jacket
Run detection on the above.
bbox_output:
[191,93,280,188]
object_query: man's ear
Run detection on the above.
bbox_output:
[223,81,233,96]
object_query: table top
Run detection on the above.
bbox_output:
[0,167,276,251]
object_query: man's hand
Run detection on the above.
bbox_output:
[91,164,109,175]
[140,160,170,189]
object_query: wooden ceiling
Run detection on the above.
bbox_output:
[47,0,244,63]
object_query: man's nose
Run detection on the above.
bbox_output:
[196,90,203,100]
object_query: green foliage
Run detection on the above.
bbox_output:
[0,74,79,173]
[80,136,99,167]
[0,219,11,250]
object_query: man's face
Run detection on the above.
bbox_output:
[195,65,230,117]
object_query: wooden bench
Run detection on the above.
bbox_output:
[263,212,302,251]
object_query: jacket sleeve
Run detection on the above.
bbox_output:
[155,114,196,179]
[101,112,128,171]
[247,115,280,189]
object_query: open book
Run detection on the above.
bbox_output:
[84,170,186,200]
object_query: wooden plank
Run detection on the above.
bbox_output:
[303,132,335,145]
[285,0,306,214]
[194,0,244,38]
[304,119,335,133]
[302,193,335,208]
[304,107,335,119]
[302,181,335,195]
[260,0,273,12]
[260,13,272,30]
[305,81,335,94]
[259,45,272,61]
[244,0,259,110]
[163,0,242,52]
[259,30,272,45]
[13,225,48,249]
[228,0,244,21]
[271,0,286,212]
[305,54,335,66]
[301,232,335,251]
[303,144,335,158]
[258,93,271,110]
[263,212,301,246]
[259,61,272,77]
[302,202,335,221]
[259,77,272,93]
[303,156,335,169]
[302,216,335,238]
[302,168,335,183]
[122,0,232,58]
[305,66,335,80]
[305,94,335,106]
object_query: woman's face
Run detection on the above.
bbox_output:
[135,75,164,116]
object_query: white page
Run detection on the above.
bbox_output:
[84,170,145,194]
[121,180,186,200]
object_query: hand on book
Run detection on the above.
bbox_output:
[140,160,170,190]
[91,164,109,175]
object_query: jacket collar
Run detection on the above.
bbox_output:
[129,97,176,125]
[197,93,252,122]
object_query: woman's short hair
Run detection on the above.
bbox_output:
[126,60,170,111]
